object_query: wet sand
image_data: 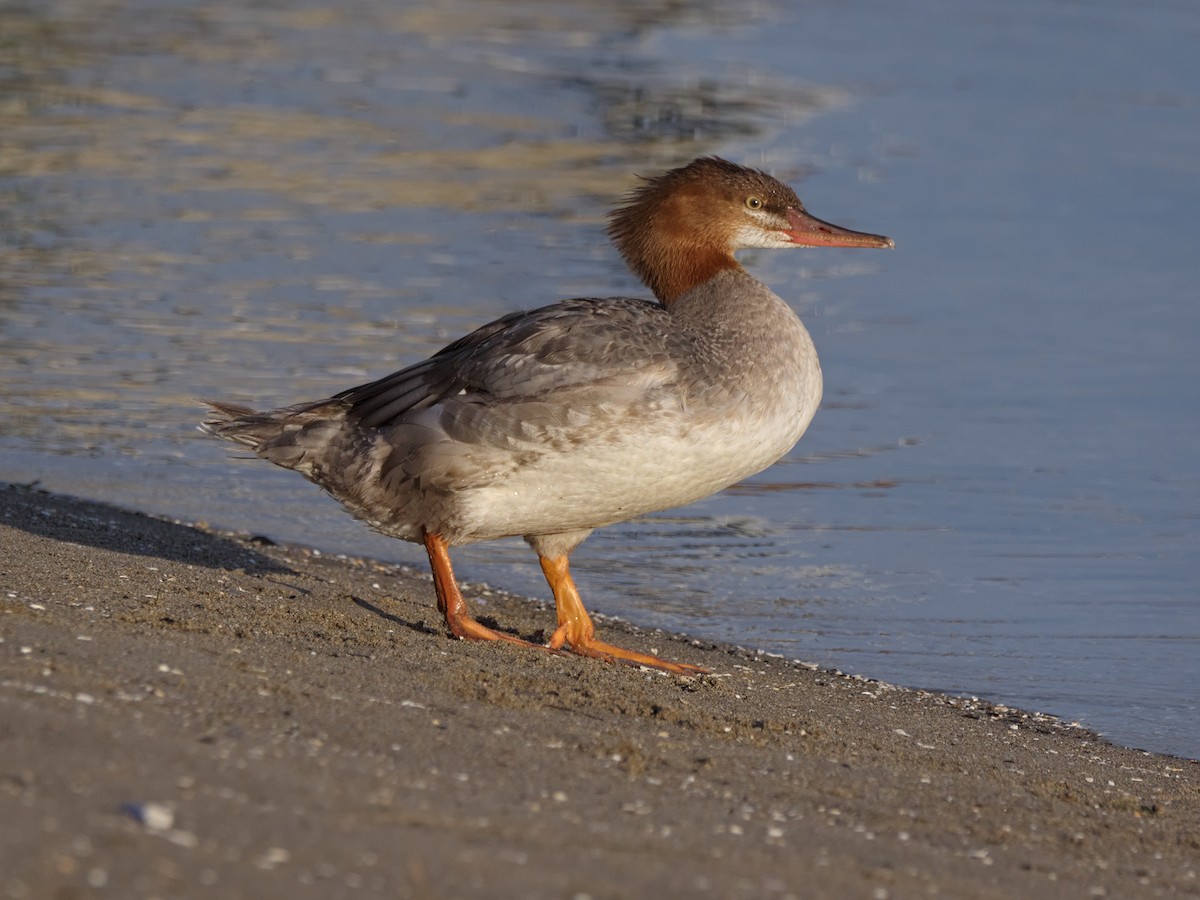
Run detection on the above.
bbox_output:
[1,483,1197,899]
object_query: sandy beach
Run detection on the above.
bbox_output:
[1,482,1196,898]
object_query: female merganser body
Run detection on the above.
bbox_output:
[203,157,893,675]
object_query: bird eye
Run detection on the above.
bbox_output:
[745,196,763,210]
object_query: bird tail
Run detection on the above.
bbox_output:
[199,398,355,477]
[199,401,274,448]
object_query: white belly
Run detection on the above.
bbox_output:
[455,355,822,542]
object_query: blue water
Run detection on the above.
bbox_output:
[2,0,1197,757]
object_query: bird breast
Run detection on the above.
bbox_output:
[435,269,823,544]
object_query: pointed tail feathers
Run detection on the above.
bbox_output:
[200,399,355,476]
[201,400,290,450]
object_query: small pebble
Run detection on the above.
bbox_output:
[123,801,174,831]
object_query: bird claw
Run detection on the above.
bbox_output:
[555,635,711,676]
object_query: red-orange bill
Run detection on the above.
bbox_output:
[785,207,894,249]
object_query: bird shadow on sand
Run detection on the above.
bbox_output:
[348,593,546,647]
[349,594,441,636]
[1,481,293,576]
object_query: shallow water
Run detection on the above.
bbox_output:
[2,0,1197,758]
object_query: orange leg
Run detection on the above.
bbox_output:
[539,554,710,676]
[423,531,541,647]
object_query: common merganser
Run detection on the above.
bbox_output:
[203,156,893,675]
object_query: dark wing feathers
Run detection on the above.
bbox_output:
[338,298,679,431]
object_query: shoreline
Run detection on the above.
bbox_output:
[2,482,1197,898]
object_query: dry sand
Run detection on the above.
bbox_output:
[1,482,1197,899]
